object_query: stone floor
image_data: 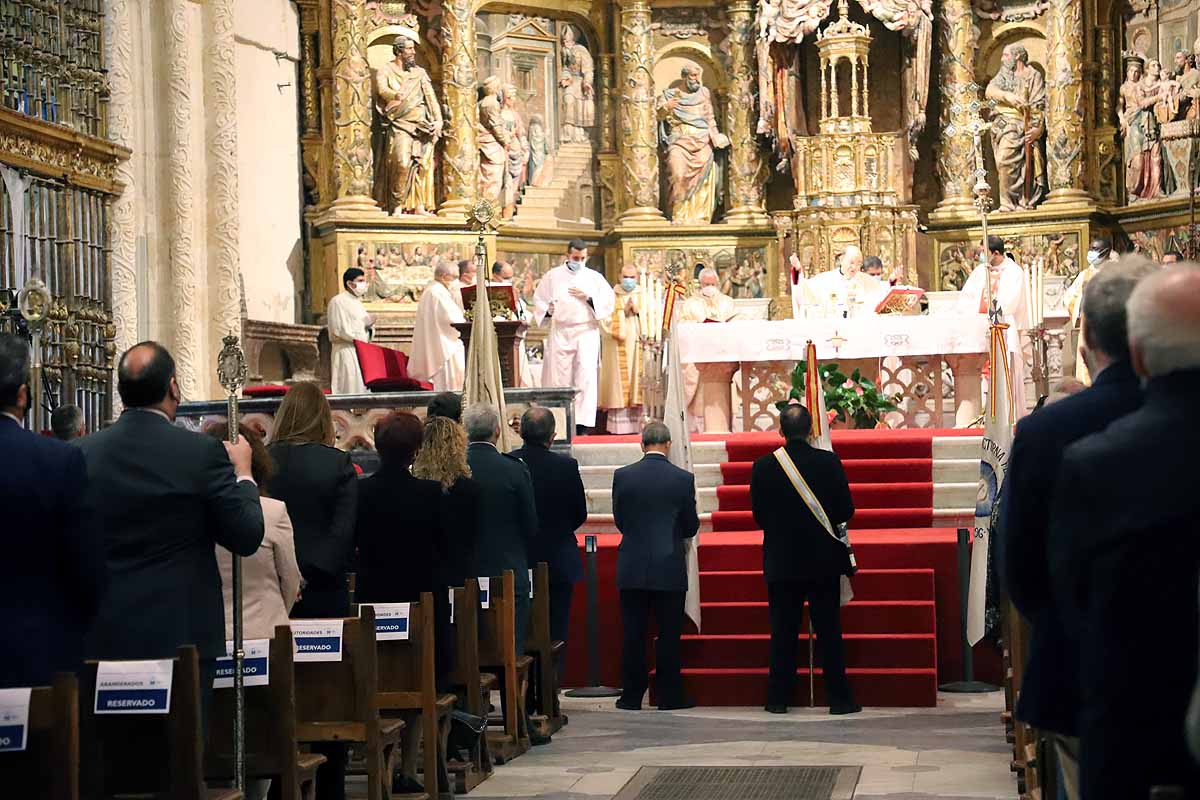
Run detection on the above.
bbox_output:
[354,691,1017,799]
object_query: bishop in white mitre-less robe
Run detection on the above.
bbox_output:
[533,259,616,428]
[959,255,1032,416]
[408,269,466,391]
[327,283,371,395]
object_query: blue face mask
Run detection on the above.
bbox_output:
[620,278,637,292]
[1086,249,1102,266]
[567,258,585,272]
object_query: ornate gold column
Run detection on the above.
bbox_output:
[1044,0,1090,205]
[1091,24,1121,205]
[105,0,137,383]
[616,0,664,223]
[724,0,767,225]
[598,53,616,152]
[330,0,376,211]
[438,0,479,217]
[931,0,978,217]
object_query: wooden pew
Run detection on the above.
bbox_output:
[0,672,79,800]
[205,629,326,799]
[291,609,403,800]
[79,644,242,799]
[371,593,456,800]
[478,571,532,764]
[446,580,493,793]
[525,562,567,740]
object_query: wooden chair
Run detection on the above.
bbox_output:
[78,645,242,800]
[0,672,79,800]
[291,609,403,800]
[525,562,567,739]
[446,580,494,793]
[478,571,532,764]
[205,629,326,799]
[371,593,456,800]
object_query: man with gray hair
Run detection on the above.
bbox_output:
[464,402,538,651]
[680,265,738,428]
[409,259,466,391]
[1049,264,1200,800]
[804,244,885,316]
[612,421,699,710]
[1000,255,1156,800]
[51,403,86,442]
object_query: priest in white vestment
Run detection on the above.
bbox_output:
[680,267,737,426]
[532,240,616,431]
[959,235,1032,416]
[805,245,886,317]
[598,263,644,434]
[409,260,466,391]
[490,259,534,387]
[447,258,476,311]
[327,267,373,395]
[788,252,816,318]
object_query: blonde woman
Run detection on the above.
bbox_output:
[413,415,480,588]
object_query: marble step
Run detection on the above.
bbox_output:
[932,435,982,459]
[931,481,977,508]
[572,440,728,467]
[581,463,723,491]
[587,486,721,515]
[933,458,980,483]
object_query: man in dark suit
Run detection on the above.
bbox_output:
[81,342,263,725]
[612,421,699,711]
[464,402,538,652]
[0,334,105,688]
[1000,257,1154,798]
[1049,265,1200,800]
[750,404,858,715]
[511,407,587,664]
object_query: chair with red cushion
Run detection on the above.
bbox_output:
[353,339,433,392]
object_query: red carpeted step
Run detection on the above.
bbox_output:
[723,429,941,463]
[720,457,932,486]
[700,568,935,602]
[695,529,958,571]
[711,507,933,531]
[701,600,936,635]
[715,482,933,512]
[652,667,938,708]
[678,633,936,669]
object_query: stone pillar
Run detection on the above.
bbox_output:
[932,0,979,217]
[724,0,767,225]
[205,0,242,356]
[329,0,376,211]
[439,0,480,217]
[598,53,616,152]
[1091,24,1121,205]
[616,0,664,223]
[1045,0,1089,205]
[104,0,137,402]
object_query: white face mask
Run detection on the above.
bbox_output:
[351,281,369,297]
[567,258,585,272]
[1086,249,1102,266]
[700,285,717,298]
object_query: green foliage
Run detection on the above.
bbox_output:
[773,360,900,429]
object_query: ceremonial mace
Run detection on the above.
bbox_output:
[972,124,996,313]
[217,333,249,792]
[17,275,52,426]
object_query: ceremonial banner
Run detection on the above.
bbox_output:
[804,342,832,452]
[463,265,515,451]
[664,320,701,631]
[967,322,1015,646]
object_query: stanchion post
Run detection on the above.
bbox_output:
[940,527,999,693]
[564,534,621,698]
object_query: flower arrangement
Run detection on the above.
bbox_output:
[774,361,899,430]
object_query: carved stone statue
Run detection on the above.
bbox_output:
[501,84,529,220]
[656,63,730,225]
[372,36,443,216]
[477,75,511,206]
[985,43,1046,211]
[558,25,595,143]
[1121,55,1176,202]
[526,114,552,187]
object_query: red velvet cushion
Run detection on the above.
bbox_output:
[353,339,433,392]
[243,384,289,398]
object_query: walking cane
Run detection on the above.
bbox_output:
[217,333,249,791]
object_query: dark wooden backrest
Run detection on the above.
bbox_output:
[478,571,516,669]
[375,593,436,708]
[529,562,552,652]
[206,629,300,779]
[292,610,378,729]
[0,673,79,800]
[79,645,206,800]
[450,580,484,715]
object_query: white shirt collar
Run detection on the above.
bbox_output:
[1,412,22,426]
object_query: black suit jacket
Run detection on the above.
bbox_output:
[466,442,537,593]
[355,467,444,603]
[0,416,105,688]
[750,440,854,584]
[81,411,263,661]
[1049,370,1200,800]
[267,441,357,616]
[612,454,699,592]
[999,360,1141,735]
[511,444,587,584]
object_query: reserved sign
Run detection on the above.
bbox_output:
[290,620,344,662]
[448,588,455,624]
[478,577,491,609]
[214,639,270,689]
[94,659,173,715]
[528,569,534,599]
[361,603,410,641]
[0,688,31,752]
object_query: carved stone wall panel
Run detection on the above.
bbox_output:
[437,0,478,216]
[1044,0,1088,201]
[331,0,376,204]
[878,355,944,428]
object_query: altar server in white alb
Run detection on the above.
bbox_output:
[409,260,466,391]
[327,267,374,395]
[959,235,1032,415]
[533,239,615,431]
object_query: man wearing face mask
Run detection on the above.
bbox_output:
[959,236,1032,414]
[598,264,645,434]
[1064,236,1119,382]
[327,267,374,395]
[805,245,884,317]
[533,240,616,433]
[680,267,737,426]
[409,260,466,391]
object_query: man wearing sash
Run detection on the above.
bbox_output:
[750,404,860,715]
[598,264,644,434]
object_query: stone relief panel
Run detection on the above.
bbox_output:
[352,239,472,305]
[1127,223,1195,259]
[496,249,564,310]
[629,245,769,298]
[937,230,1079,290]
